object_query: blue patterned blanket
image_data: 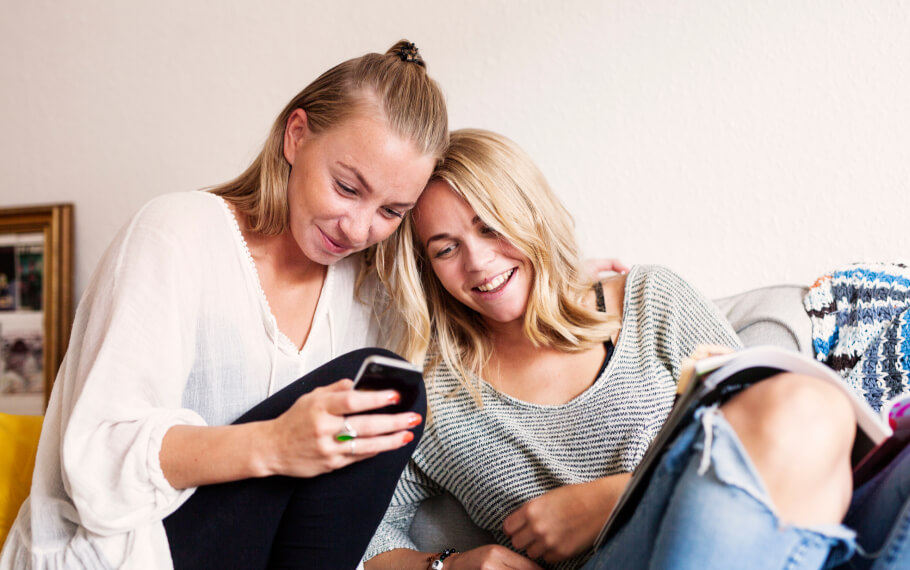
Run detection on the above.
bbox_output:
[803,262,910,413]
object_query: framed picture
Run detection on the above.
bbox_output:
[0,204,73,415]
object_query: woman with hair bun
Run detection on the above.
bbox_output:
[1,40,447,569]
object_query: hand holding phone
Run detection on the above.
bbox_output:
[351,355,422,414]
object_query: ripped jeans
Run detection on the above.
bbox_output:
[583,405,910,569]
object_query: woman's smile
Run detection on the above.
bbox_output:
[318,226,355,256]
[283,109,435,266]
[473,268,517,294]
[414,180,532,327]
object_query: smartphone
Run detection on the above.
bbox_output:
[351,355,422,414]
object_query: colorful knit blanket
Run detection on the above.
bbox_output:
[803,262,910,413]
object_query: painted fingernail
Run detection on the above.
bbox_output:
[402,431,414,444]
[407,413,422,427]
[388,392,401,405]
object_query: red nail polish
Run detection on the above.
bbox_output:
[388,392,401,405]
[407,413,422,427]
[402,431,414,444]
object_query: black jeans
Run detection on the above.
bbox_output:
[164,348,426,569]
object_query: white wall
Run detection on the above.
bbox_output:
[1,0,908,302]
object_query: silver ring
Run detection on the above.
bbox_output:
[349,438,357,456]
[335,418,357,442]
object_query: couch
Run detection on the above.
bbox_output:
[0,284,814,555]
[407,283,814,553]
[0,413,42,547]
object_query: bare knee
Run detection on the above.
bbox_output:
[721,372,855,526]
[722,372,856,450]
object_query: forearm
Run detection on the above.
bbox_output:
[160,421,276,489]
[504,471,633,562]
[365,548,436,570]
[592,472,633,517]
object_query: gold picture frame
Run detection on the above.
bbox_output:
[0,204,73,415]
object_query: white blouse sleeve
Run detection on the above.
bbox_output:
[58,205,207,535]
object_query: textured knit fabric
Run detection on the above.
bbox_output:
[804,262,910,412]
[365,265,742,569]
[0,191,381,570]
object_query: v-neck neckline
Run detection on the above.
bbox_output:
[215,194,333,355]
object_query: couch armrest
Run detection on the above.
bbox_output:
[713,284,812,355]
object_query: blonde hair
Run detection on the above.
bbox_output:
[375,128,620,401]
[211,40,448,235]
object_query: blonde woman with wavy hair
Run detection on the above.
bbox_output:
[373,129,619,400]
[365,129,869,570]
[2,40,447,570]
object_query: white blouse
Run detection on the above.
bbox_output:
[0,191,381,569]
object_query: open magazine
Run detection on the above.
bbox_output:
[592,345,907,550]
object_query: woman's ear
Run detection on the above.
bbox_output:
[283,108,310,165]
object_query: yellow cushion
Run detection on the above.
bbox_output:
[0,413,43,547]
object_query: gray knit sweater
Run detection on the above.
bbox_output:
[365,265,742,569]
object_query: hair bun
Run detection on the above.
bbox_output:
[389,40,426,68]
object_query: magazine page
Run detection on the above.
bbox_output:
[701,346,889,448]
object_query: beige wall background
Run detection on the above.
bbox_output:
[1,0,908,302]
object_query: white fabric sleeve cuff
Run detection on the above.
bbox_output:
[147,409,209,505]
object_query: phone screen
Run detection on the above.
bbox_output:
[352,356,422,414]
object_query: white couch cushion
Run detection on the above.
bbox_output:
[713,284,812,355]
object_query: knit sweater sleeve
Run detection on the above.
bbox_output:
[364,456,443,559]
[634,265,742,381]
[618,265,743,468]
